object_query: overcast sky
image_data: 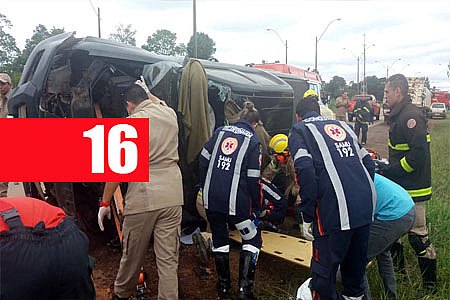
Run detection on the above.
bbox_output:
[3,0,450,90]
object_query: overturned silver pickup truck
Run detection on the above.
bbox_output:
[8,32,294,232]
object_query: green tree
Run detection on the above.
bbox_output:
[15,24,65,71]
[366,76,385,101]
[0,14,20,72]
[323,76,346,99]
[109,24,136,46]
[187,32,216,59]
[142,29,186,56]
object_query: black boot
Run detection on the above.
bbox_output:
[214,252,231,299]
[390,242,405,274]
[237,250,258,300]
[418,257,437,293]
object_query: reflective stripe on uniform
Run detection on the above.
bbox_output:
[212,245,230,253]
[388,134,431,151]
[262,183,281,201]
[203,131,225,209]
[242,244,260,254]
[306,123,350,230]
[342,295,363,300]
[201,148,211,160]
[360,147,370,158]
[340,121,377,219]
[294,148,312,161]
[229,137,250,215]
[247,169,260,178]
[388,139,410,151]
[400,157,414,173]
[407,187,432,198]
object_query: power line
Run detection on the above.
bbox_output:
[88,0,99,16]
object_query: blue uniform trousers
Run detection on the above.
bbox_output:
[311,224,370,300]
[206,210,262,251]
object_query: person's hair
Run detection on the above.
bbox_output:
[125,83,148,105]
[240,101,260,124]
[296,97,320,118]
[386,74,409,98]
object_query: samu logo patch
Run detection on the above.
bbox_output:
[221,137,238,155]
[324,124,347,142]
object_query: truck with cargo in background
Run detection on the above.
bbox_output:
[407,76,432,112]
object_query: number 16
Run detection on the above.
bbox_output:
[83,124,138,174]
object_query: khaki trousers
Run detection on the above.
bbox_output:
[114,205,182,299]
[410,202,436,259]
[0,182,8,197]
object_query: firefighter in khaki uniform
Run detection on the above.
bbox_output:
[382,74,437,292]
[98,81,183,300]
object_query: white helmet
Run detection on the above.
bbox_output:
[296,278,313,300]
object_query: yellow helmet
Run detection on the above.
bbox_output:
[269,134,288,154]
[303,89,318,99]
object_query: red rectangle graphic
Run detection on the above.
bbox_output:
[0,118,149,182]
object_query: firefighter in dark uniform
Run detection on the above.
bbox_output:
[382,74,437,292]
[289,90,376,300]
[199,101,263,300]
[353,96,371,145]
[0,197,95,299]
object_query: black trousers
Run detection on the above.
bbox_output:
[206,210,262,251]
[0,218,95,300]
[354,122,368,144]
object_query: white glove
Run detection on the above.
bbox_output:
[97,206,111,231]
[301,222,314,241]
[134,75,150,94]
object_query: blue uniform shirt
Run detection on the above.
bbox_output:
[199,119,263,218]
[374,174,415,221]
[289,111,376,236]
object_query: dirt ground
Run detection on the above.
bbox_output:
[90,118,412,300]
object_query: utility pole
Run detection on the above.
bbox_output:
[285,39,288,64]
[343,47,360,93]
[314,18,341,73]
[357,56,360,94]
[97,7,101,38]
[193,0,198,58]
[266,28,288,64]
[315,36,318,72]
[88,0,101,38]
[363,34,366,94]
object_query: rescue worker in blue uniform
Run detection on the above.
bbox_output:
[382,74,436,292]
[199,101,263,300]
[289,90,376,300]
